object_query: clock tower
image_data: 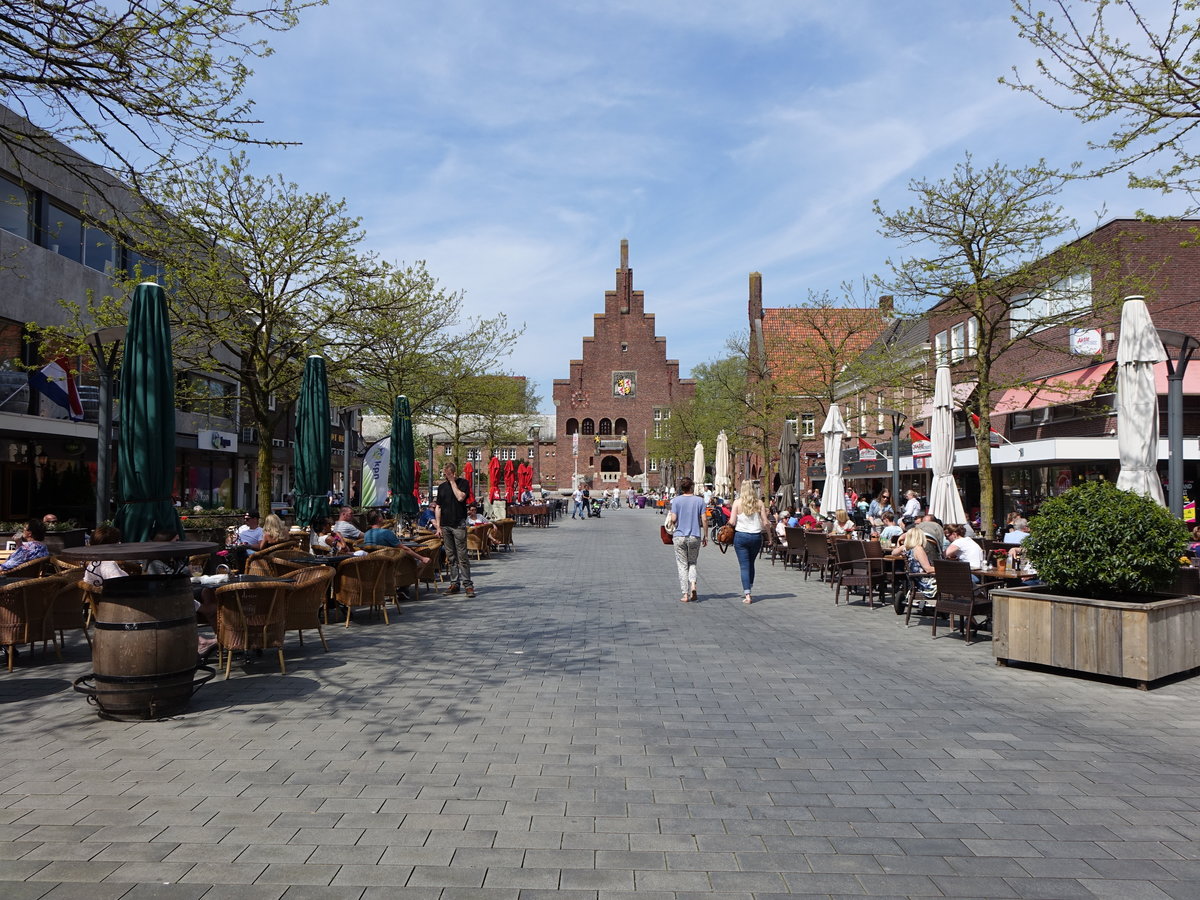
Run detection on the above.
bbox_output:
[550,240,695,492]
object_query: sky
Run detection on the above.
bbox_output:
[235,0,1175,413]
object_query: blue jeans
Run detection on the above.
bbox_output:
[733,531,762,593]
[573,500,584,518]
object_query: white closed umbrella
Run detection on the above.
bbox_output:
[714,430,732,498]
[819,404,847,514]
[1116,296,1167,504]
[692,441,705,489]
[927,365,968,525]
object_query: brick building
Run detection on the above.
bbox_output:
[550,241,695,492]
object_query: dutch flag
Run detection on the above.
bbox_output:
[30,357,84,421]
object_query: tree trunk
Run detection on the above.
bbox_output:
[976,414,995,539]
[257,437,274,524]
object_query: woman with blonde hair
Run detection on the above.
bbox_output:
[729,480,766,603]
[261,513,289,547]
[831,507,855,536]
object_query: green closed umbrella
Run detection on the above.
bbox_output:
[389,395,418,518]
[114,282,183,543]
[293,355,331,528]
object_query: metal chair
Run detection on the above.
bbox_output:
[782,526,807,571]
[831,540,886,608]
[802,531,830,582]
[932,559,992,644]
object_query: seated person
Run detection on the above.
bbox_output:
[82,524,129,585]
[363,510,401,547]
[917,514,947,552]
[1004,517,1030,544]
[331,506,364,541]
[796,504,821,530]
[899,525,938,601]
[145,529,219,657]
[466,505,500,548]
[1,520,50,571]
[310,517,345,554]
[878,511,902,546]
[830,509,856,536]
[1190,525,1200,561]
[417,504,437,529]
[260,513,291,548]
[943,522,985,570]
[235,511,265,551]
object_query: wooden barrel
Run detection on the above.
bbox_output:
[91,574,198,719]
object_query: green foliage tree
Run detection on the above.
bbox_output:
[1025,480,1188,595]
[648,356,743,485]
[875,153,1134,536]
[1006,0,1200,212]
[116,152,386,516]
[0,0,321,192]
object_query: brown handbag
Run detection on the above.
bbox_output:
[659,524,674,545]
[716,523,735,545]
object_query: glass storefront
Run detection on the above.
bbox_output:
[998,462,1120,521]
[176,457,234,508]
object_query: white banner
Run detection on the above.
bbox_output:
[361,438,390,507]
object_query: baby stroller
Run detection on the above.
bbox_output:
[588,496,603,517]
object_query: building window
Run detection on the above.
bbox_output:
[443,444,452,455]
[653,407,670,439]
[599,418,612,435]
[649,458,658,472]
[47,204,83,262]
[951,322,966,362]
[581,418,594,435]
[527,447,535,459]
[0,176,31,239]
[127,250,163,283]
[614,417,627,435]
[800,413,816,437]
[83,225,118,273]
[466,448,481,461]
[621,342,628,352]
[499,448,516,461]
[566,417,578,435]
[1010,271,1093,337]
[268,394,277,412]
[934,329,950,365]
[177,373,236,420]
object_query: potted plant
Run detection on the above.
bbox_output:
[991,480,1194,688]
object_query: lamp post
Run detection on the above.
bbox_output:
[528,423,540,487]
[1156,328,1199,518]
[85,325,127,527]
[880,406,907,517]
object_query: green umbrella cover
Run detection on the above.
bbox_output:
[389,395,418,518]
[114,282,183,543]
[293,355,331,528]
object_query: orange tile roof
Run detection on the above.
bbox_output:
[758,306,889,392]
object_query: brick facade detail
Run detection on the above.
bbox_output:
[550,241,695,491]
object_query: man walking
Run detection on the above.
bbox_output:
[435,461,475,597]
[572,485,584,519]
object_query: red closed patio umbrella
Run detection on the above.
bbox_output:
[504,459,516,503]
[463,461,475,504]
[489,456,501,502]
[413,460,422,505]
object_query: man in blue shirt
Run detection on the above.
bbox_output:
[2,521,49,571]
[363,510,400,547]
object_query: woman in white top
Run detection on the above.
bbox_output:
[831,509,856,537]
[729,480,766,604]
[944,523,986,570]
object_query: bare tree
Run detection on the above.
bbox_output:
[0,0,320,194]
[1005,0,1200,212]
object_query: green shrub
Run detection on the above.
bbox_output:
[1024,480,1188,596]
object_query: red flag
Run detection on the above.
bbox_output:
[857,437,876,452]
[969,413,1004,446]
[909,425,929,443]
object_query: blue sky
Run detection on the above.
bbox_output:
[240,0,1172,413]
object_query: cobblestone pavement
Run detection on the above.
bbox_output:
[4,508,1200,899]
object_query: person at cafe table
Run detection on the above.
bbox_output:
[943,522,985,570]
[1,520,49,571]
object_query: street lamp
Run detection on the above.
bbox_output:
[1156,328,1199,518]
[880,406,907,516]
[528,423,540,487]
[85,325,127,527]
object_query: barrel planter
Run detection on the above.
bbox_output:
[992,585,1200,689]
[87,575,201,718]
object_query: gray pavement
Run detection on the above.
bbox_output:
[4,508,1200,899]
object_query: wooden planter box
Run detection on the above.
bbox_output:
[992,585,1200,689]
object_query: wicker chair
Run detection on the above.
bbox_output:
[333,554,390,626]
[782,527,807,571]
[1,555,54,579]
[932,559,992,644]
[416,544,445,594]
[244,539,304,576]
[213,579,291,678]
[466,524,493,560]
[284,566,333,652]
[379,548,421,609]
[491,518,515,553]
[831,540,886,608]
[802,531,830,582]
[0,575,67,670]
[49,576,91,650]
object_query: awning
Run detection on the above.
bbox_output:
[916,381,976,422]
[993,362,1114,415]
[1153,360,1200,395]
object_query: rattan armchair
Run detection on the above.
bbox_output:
[333,554,390,626]
[1,555,53,579]
[0,574,68,670]
[932,559,992,644]
[213,579,291,678]
[284,566,333,652]
[491,518,515,552]
[466,523,493,560]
